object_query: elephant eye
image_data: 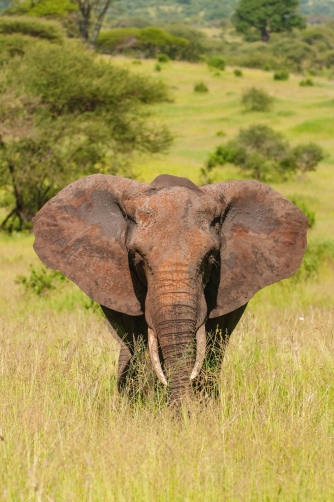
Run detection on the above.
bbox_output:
[132,252,143,266]
[127,214,136,224]
[208,254,218,267]
[210,216,222,233]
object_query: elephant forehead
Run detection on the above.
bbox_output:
[134,188,213,222]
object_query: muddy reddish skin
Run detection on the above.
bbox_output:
[33,174,308,401]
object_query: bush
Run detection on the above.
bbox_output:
[0,34,36,63]
[138,26,188,58]
[288,196,316,228]
[163,24,208,62]
[4,0,76,18]
[291,143,324,173]
[97,26,188,59]
[204,124,323,183]
[0,16,64,43]
[300,78,314,86]
[96,28,139,53]
[293,239,334,281]
[234,68,243,77]
[16,265,67,295]
[208,55,225,70]
[241,87,273,112]
[194,81,209,93]
[154,63,161,71]
[157,53,170,63]
[274,70,289,81]
[206,124,292,182]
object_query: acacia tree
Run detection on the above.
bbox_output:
[76,0,119,46]
[232,0,305,42]
[0,40,171,230]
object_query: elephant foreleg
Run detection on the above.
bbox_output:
[105,318,133,393]
[117,345,132,392]
[195,303,248,399]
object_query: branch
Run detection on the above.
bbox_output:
[0,207,17,229]
[90,0,114,46]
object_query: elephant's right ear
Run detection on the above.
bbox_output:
[33,174,149,315]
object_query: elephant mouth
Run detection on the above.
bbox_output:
[148,324,207,386]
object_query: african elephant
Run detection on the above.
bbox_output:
[32,174,307,403]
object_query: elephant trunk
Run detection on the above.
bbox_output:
[146,278,207,402]
[155,305,195,402]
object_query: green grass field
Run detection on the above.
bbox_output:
[1,59,334,500]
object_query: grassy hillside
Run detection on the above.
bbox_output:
[118,60,334,239]
[1,58,334,500]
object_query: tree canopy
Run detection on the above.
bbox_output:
[232,0,305,42]
[0,38,171,230]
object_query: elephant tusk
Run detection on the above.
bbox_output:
[148,328,167,386]
[190,324,206,381]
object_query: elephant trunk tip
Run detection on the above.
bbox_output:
[148,325,207,387]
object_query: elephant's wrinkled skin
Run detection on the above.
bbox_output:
[33,174,308,402]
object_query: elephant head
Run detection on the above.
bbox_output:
[33,174,307,401]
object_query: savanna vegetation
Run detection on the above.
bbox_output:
[0,0,334,499]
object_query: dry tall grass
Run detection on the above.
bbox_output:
[1,300,333,500]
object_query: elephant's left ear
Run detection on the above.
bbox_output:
[201,180,308,317]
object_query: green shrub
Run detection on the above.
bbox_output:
[154,63,161,71]
[205,125,323,183]
[291,143,325,173]
[0,16,64,43]
[163,24,208,62]
[308,68,317,76]
[226,44,282,72]
[0,34,35,62]
[293,239,334,281]
[138,26,188,58]
[96,28,139,53]
[274,70,289,81]
[97,26,188,59]
[270,38,316,73]
[241,87,273,112]
[288,196,316,229]
[234,68,243,77]
[208,55,225,70]
[206,124,292,182]
[194,81,209,93]
[300,78,314,86]
[0,190,14,208]
[16,265,67,295]
[4,0,76,18]
[325,50,334,68]
[157,53,170,63]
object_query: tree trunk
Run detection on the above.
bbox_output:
[260,26,270,43]
[90,0,113,48]
[77,0,114,46]
[77,0,91,43]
